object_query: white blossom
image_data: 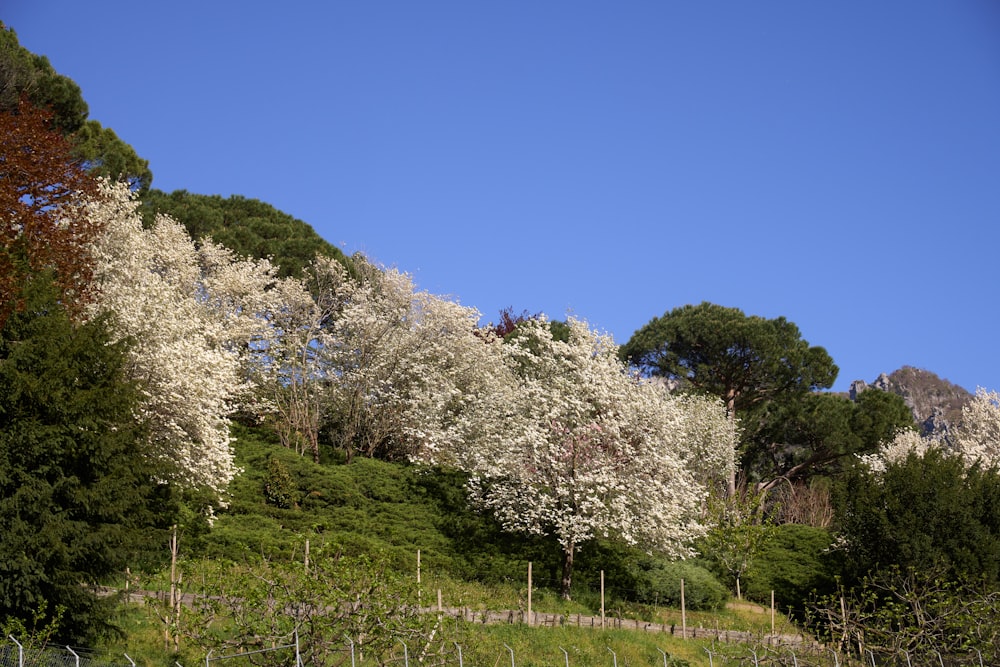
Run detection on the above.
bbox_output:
[954,387,1000,468]
[85,183,280,496]
[857,428,935,474]
[423,316,737,595]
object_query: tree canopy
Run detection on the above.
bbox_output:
[834,448,1000,588]
[747,388,915,489]
[0,24,151,191]
[440,317,736,599]
[0,274,171,642]
[620,302,838,416]
[0,99,102,328]
[140,189,352,278]
[621,302,841,489]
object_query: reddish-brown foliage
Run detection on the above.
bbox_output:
[487,306,540,339]
[0,98,102,327]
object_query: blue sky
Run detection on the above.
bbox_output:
[7,2,1000,393]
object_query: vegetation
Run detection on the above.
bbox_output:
[140,189,352,278]
[620,302,839,491]
[4,27,1000,666]
[0,24,152,190]
[0,98,101,328]
[0,275,175,642]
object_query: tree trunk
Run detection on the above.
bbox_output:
[560,544,574,600]
[725,392,738,497]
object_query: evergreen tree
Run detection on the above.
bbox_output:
[621,302,845,490]
[834,448,1000,588]
[0,273,171,642]
[0,24,152,191]
[140,189,351,278]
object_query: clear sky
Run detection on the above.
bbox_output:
[7,2,1000,393]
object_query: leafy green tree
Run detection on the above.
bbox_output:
[72,119,152,192]
[747,389,915,490]
[620,302,838,490]
[698,483,777,599]
[0,24,87,134]
[0,273,172,642]
[834,448,1000,588]
[742,523,836,615]
[0,24,152,190]
[140,190,351,278]
[621,302,838,417]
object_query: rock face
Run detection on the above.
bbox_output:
[851,366,972,442]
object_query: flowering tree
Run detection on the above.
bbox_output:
[954,388,1000,468]
[859,388,1000,474]
[448,317,736,599]
[297,256,502,463]
[857,428,933,474]
[86,183,281,497]
[246,266,332,462]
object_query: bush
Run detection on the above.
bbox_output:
[263,457,296,508]
[631,558,729,611]
[742,523,837,614]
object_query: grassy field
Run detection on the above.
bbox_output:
[82,424,820,667]
[98,596,813,667]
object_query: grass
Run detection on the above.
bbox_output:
[99,599,808,667]
[94,424,815,666]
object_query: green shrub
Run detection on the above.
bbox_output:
[742,523,837,614]
[631,558,729,611]
[263,457,296,508]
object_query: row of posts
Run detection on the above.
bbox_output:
[416,551,700,633]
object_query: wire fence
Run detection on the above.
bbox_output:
[0,637,136,667]
[5,631,991,667]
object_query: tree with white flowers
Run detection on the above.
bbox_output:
[298,256,505,463]
[859,388,1000,475]
[954,388,1000,468]
[448,317,736,599]
[85,183,282,497]
[857,428,933,474]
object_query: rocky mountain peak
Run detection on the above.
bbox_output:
[851,366,971,441]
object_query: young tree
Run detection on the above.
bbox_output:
[699,482,777,599]
[0,273,169,642]
[448,317,736,599]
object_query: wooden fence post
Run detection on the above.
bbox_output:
[681,578,686,639]
[600,570,606,629]
[527,561,532,626]
[770,590,775,635]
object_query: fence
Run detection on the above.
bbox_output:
[7,630,990,667]
[1,637,136,667]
